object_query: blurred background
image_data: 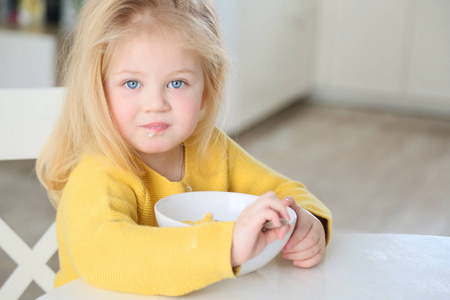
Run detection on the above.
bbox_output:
[1,0,449,298]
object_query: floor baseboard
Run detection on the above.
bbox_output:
[310,87,450,121]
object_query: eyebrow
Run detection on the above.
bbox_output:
[111,70,145,76]
[112,69,197,77]
[169,69,197,77]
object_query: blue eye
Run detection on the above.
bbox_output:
[168,80,185,89]
[124,80,141,89]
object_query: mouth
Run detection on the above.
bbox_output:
[141,122,170,136]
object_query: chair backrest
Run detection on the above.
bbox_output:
[0,88,64,299]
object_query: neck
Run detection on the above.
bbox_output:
[139,145,184,182]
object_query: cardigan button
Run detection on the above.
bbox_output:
[185,186,193,192]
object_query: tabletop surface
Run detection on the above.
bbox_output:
[38,233,450,300]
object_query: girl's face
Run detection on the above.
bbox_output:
[105,32,205,161]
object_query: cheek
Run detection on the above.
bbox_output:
[172,88,203,118]
[179,112,200,133]
[108,98,135,131]
[178,99,203,123]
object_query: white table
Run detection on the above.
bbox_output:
[38,233,450,300]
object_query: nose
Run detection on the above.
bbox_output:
[142,87,170,112]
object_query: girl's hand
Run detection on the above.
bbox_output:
[231,192,291,268]
[281,197,326,268]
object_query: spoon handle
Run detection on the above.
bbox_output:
[262,218,288,232]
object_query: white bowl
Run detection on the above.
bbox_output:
[155,191,297,276]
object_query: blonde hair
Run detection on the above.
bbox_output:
[36,0,230,207]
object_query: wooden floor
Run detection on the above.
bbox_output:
[1,101,449,299]
[235,102,450,236]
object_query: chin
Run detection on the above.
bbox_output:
[139,143,177,154]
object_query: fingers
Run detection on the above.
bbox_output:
[282,232,325,268]
[292,248,325,268]
[284,206,320,249]
[281,195,300,214]
[262,226,283,244]
[232,192,291,266]
[263,206,286,229]
[251,192,290,228]
[282,229,323,259]
[275,223,292,241]
[281,205,326,268]
[256,193,292,241]
[284,220,312,250]
[262,192,291,223]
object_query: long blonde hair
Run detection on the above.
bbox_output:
[36,0,230,207]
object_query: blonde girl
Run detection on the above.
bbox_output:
[37,0,332,296]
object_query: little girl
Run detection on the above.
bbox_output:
[37,0,332,296]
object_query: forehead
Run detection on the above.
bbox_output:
[105,30,203,75]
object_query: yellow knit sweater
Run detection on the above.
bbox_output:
[55,129,332,296]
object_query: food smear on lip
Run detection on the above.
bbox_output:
[142,122,170,135]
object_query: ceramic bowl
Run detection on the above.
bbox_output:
[154,191,296,276]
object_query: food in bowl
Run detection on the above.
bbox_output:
[183,212,288,231]
[182,212,215,225]
[155,191,297,276]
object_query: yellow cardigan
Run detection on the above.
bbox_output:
[55,129,332,296]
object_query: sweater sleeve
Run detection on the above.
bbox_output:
[225,135,332,245]
[56,158,236,296]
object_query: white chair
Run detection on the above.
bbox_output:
[0,88,64,299]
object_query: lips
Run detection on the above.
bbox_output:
[141,122,170,134]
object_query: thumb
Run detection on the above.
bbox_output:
[281,196,301,214]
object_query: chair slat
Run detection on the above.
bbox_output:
[0,88,63,299]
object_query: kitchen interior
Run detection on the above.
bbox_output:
[1,0,449,299]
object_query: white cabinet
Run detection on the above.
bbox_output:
[314,0,450,115]
[317,0,411,94]
[215,0,318,133]
[408,0,450,99]
[0,29,57,88]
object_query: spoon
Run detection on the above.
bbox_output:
[262,218,288,232]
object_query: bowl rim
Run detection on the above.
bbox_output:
[155,191,297,228]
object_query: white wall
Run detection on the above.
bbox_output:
[313,0,450,116]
